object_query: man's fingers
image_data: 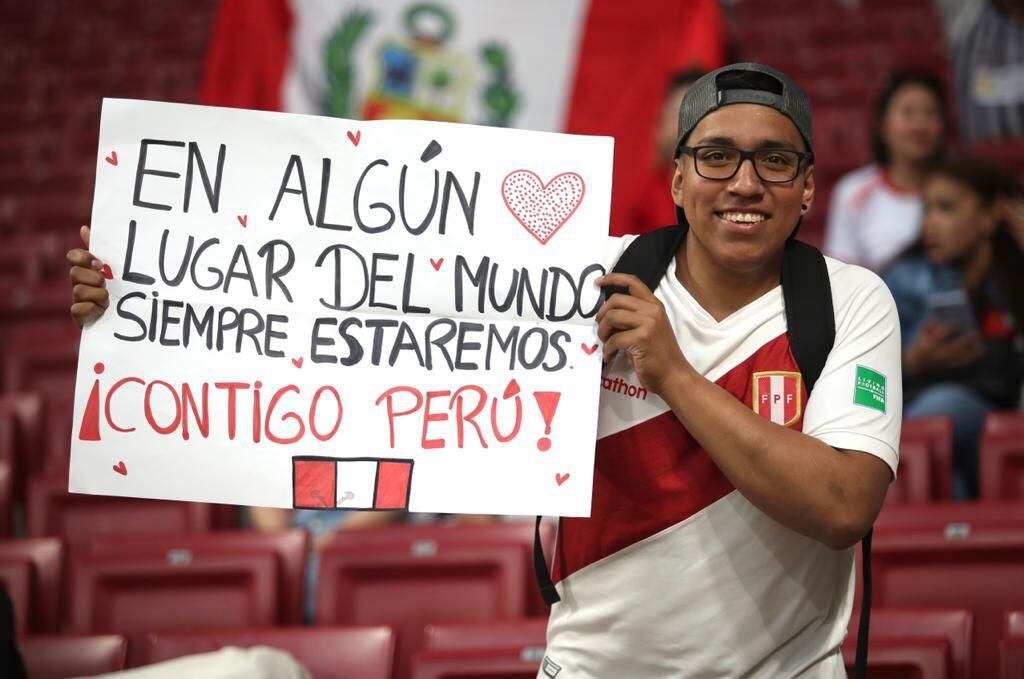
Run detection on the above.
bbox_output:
[596,273,658,302]
[70,265,105,287]
[73,284,109,308]
[595,292,649,323]
[70,302,102,326]
[597,309,641,342]
[602,328,643,362]
[81,225,91,248]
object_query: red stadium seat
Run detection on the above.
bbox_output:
[980,411,1024,500]
[67,529,307,665]
[0,391,45,497]
[0,537,62,634]
[423,619,547,652]
[1003,638,1024,679]
[869,501,1024,678]
[20,634,127,678]
[412,648,541,679]
[886,440,934,504]
[841,638,951,679]
[317,522,544,679]
[81,529,308,625]
[900,417,954,500]
[1,340,79,416]
[145,625,396,679]
[845,608,972,679]
[27,475,214,549]
[0,460,12,537]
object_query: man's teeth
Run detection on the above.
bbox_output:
[720,212,767,224]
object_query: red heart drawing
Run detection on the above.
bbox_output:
[347,130,361,146]
[501,170,585,245]
[105,151,118,166]
[430,257,444,271]
[581,343,598,355]
[555,473,570,486]
[237,214,248,228]
[100,264,113,280]
[291,357,304,368]
[113,461,127,476]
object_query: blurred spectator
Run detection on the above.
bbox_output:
[628,68,705,233]
[883,155,1024,499]
[945,0,1024,144]
[824,72,947,271]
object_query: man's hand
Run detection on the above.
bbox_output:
[66,225,109,327]
[904,321,983,377]
[595,273,693,395]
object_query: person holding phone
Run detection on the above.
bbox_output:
[884,155,1024,499]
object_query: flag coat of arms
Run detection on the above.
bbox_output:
[752,371,802,427]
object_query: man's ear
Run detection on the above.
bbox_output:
[671,159,686,208]
[800,164,815,214]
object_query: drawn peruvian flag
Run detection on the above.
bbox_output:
[753,372,802,427]
[293,456,414,510]
[200,0,724,235]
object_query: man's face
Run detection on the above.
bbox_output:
[671,103,814,273]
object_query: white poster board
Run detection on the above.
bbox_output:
[70,98,612,517]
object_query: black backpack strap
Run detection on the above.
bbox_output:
[533,516,560,605]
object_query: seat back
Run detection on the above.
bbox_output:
[412,648,542,679]
[0,537,62,633]
[20,634,127,678]
[1002,638,1024,679]
[981,411,1024,500]
[145,625,396,679]
[845,608,972,679]
[886,440,934,504]
[900,417,953,500]
[841,638,951,679]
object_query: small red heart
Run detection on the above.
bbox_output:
[581,343,599,355]
[291,357,303,368]
[100,263,113,280]
[347,130,361,146]
[555,473,570,486]
[237,214,248,228]
[113,461,127,476]
[105,151,118,166]
[430,257,444,271]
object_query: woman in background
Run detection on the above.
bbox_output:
[825,71,947,271]
[884,156,1024,498]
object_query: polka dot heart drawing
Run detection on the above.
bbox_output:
[501,170,585,245]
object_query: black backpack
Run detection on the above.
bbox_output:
[533,224,874,679]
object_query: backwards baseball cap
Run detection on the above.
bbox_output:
[675,62,814,158]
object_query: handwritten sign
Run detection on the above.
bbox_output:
[70,99,613,517]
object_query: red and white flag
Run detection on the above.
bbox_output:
[752,371,803,427]
[201,0,724,235]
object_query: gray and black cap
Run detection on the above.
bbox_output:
[674,62,814,157]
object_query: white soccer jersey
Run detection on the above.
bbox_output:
[823,164,923,272]
[540,237,902,678]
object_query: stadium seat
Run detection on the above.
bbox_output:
[67,529,307,665]
[1003,638,1024,679]
[20,634,127,678]
[980,411,1024,500]
[1,340,79,416]
[80,529,308,625]
[0,537,62,634]
[27,474,214,548]
[317,522,545,679]
[869,502,1024,678]
[845,608,972,679]
[900,417,954,500]
[422,619,548,652]
[145,625,396,679]
[0,460,12,537]
[886,440,934,504]
[0,391,45,496]
[412,648,541,679]
[841,638,951,679]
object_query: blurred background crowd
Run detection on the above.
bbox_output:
[2,0,1024,677]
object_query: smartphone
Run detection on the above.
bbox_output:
[924,289,977,337]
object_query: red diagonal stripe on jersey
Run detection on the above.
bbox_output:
[556,332,806,581]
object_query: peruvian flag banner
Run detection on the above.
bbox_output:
[201,0,724,235]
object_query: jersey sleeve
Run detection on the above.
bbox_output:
[801,264,903,478]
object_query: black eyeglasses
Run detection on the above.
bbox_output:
[677,145,814,183]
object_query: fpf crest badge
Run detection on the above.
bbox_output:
[752,371,802,427]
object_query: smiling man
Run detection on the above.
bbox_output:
[540,64,902,677]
